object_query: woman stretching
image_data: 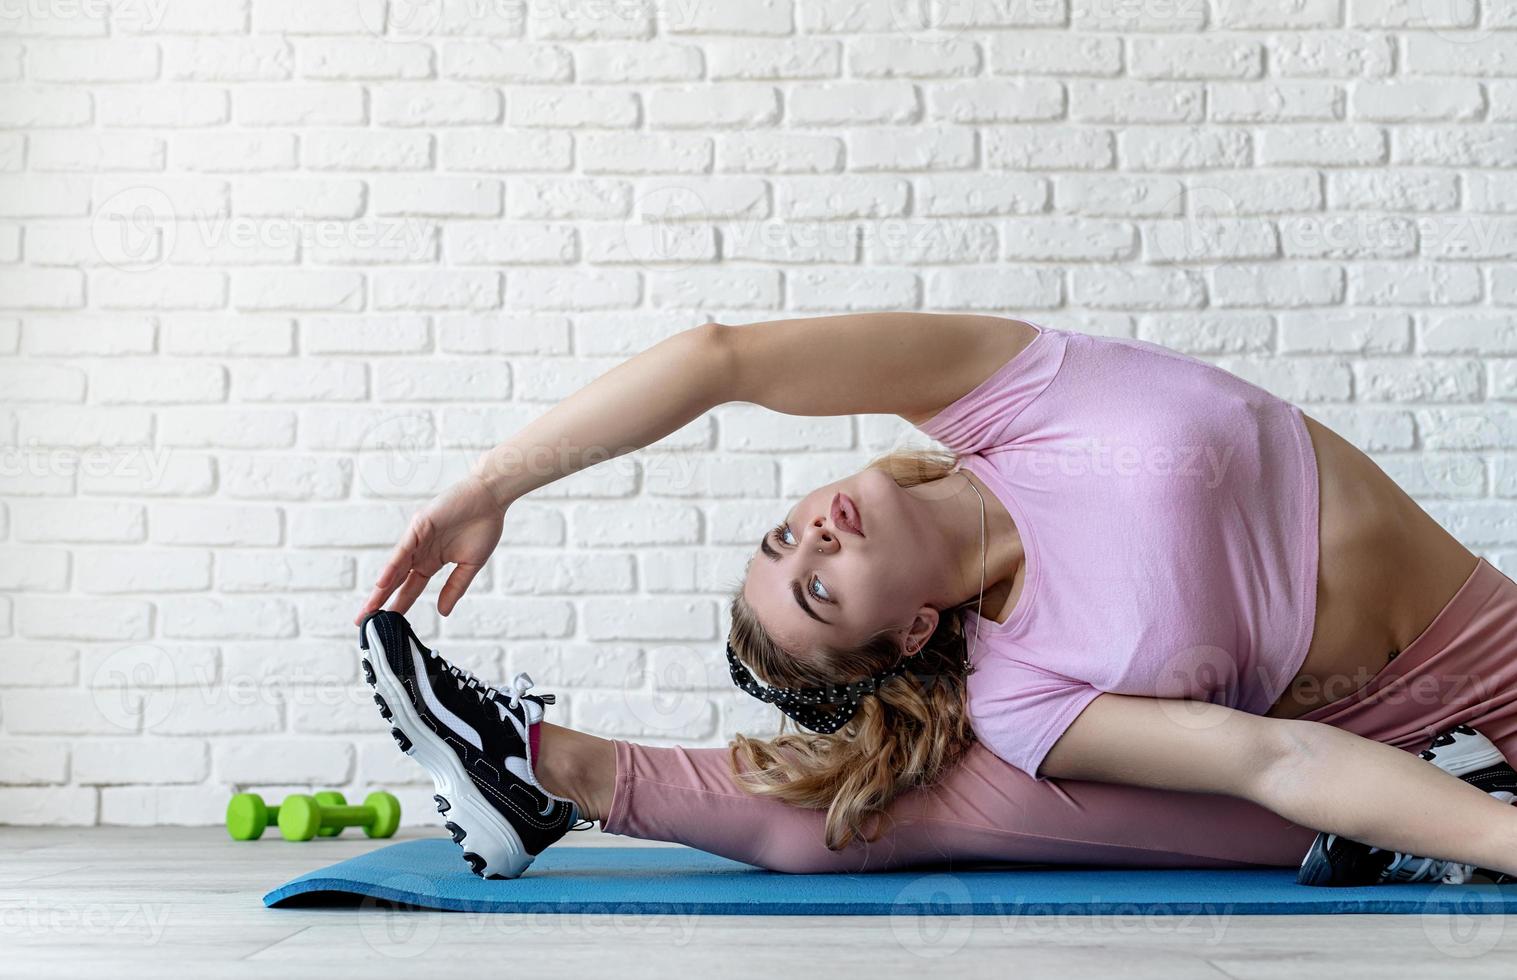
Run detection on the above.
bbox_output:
[353,314,1517,882]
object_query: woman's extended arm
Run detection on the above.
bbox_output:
[1043,694,1517,877]
[357,312,1036,621]
[468,311,1035,507]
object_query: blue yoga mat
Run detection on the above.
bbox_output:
[265,839,1517,915]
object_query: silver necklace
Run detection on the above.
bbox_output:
[961,470,987,676]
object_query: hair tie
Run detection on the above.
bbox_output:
[726,642,908,735]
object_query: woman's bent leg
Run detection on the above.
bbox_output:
[600,738,1314,874]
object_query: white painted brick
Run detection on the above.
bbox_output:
[232,269,364,311]
[0,741,69,784]
[0,85,92,127]
[74,739,208,785]
[17,596,151,640]
[97,85,227,127]
[1129,37,1263,79]
[93,361,228,404]
[0,547,69,591]
[0,787,97,825]
[1424,314,1517,354]
[503,267,637,310]
[9,9,1517,825]
[235,83,366,126]
[16,407,152,447]
[215,740,353,783]
[1071,0,1207,31]
[653,84,781,129]
[1349,263,1482,306]
[78,454,216,497]
[1220,357,1354,402]
[149,503,282,546]
[74,548,212,593]
[302,131,432,170]
[1209,82,1343,123]
[441,130,572,172]
[27,40,160,81]
[1138,312,1275,354]
[1269,33,1395,78]
[371,270,498,310]
[1073,267,1205,309]
[437,597,575,639]
[988,125,1115,169]
[14,316,152,357]
[302,39,434,79]
[1357,359,1483,403]
[1281,312,1412,353]
[162,37,292,80]
[374,83,501,126]
[1212,263,1345,307]
[13,500,145,543]
[1328,170,1458,212]
[1070,81,1201,124]
[158,408,295,449]
[583,597,717,642]
[99,785,226,825]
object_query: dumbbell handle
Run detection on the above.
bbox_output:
[315,804,378,827]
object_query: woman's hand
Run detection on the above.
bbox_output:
[354,474,506,624]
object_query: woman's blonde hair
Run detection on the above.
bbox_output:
[726,447,979,851]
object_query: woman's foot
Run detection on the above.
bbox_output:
[359,610,585,879]
[1298,725,1517,886]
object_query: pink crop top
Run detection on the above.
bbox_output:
[917,324,1321,779]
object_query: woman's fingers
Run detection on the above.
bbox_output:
[388,568,434,616]
[437,562,483,617]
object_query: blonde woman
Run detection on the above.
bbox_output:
[355,314,1517,882]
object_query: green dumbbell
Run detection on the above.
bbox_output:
[277,791,403,842]
[226,791,364,840]
[227,792,279,840]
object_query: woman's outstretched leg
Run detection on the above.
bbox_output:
[538,723,1315,874]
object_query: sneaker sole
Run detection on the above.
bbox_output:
[1423,725,1505,776]
[359,617,533,880]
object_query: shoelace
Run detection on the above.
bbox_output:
[431,651,555,721]
[429,651,595,831]
[1376,848,1473,885]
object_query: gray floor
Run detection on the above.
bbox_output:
[3,827,1514,978]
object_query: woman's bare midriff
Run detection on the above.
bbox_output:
[1265,414,1482,720]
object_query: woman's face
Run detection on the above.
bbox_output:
[741,467,940,657]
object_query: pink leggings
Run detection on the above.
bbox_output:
[601,559,1517,873]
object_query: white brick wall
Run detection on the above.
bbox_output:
[3,1,1517,826]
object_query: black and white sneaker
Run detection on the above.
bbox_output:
[359,610,586,879]
[1298,725,1517,887]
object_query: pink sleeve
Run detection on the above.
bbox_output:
[914,324,1067,456]
[966,655,1104,780]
